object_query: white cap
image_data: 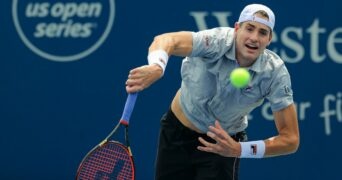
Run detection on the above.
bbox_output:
[238,4,275,30]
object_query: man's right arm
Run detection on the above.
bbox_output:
[125,31,193,93]
[149,31,193,57]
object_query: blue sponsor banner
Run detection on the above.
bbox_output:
[0,0,341,179]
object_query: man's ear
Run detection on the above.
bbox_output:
[268,31,273,45]
[234,22,241,32]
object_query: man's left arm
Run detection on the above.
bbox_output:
[197,103,300,158]
[264,103,300,157]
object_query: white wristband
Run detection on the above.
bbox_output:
[239,140,265,158]
[147,50,169,74]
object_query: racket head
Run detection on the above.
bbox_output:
[76,141,135,180]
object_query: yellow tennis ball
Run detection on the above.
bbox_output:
[230,68,251,88]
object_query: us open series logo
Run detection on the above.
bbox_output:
[12,0,115,62]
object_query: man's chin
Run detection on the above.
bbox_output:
[244,53,258,61]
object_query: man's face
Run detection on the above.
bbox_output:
[234,17,272,67]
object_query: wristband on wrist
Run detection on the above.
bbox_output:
[147,50,169,74]
[239,140,265,158]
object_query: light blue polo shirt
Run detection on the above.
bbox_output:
[179,27,294,134]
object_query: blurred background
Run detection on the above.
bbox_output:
[1,0,341,179]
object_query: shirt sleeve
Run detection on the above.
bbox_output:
[266,66,294,112]
[190,27,234,62]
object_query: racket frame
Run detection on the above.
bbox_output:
[75,93,138,180]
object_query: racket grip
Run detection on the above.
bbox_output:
[120,93,138,125]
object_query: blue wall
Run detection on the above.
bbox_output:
[1,0,341,179]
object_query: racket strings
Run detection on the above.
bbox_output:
[77,142,134,180]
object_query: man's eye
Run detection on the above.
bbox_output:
[260,31,267,36]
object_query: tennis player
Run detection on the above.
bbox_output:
[126,4,300,180]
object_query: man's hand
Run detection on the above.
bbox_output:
[125,64,163,93]
[197,120,242,157]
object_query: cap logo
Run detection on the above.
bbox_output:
[238,4,275,30]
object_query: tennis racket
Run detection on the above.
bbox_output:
[76,93,138,180]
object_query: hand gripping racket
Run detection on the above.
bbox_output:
[76,93,138,180]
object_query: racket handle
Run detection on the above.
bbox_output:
[120,93,138,125]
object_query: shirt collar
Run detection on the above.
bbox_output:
[225,39,236,61]
[248,54,263,73]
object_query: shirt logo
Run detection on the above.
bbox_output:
[284,85,292,94]
[244,85,253,92]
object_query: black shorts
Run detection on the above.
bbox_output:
[155,109,247,180]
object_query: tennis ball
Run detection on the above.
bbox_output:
[230,68,251,88]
